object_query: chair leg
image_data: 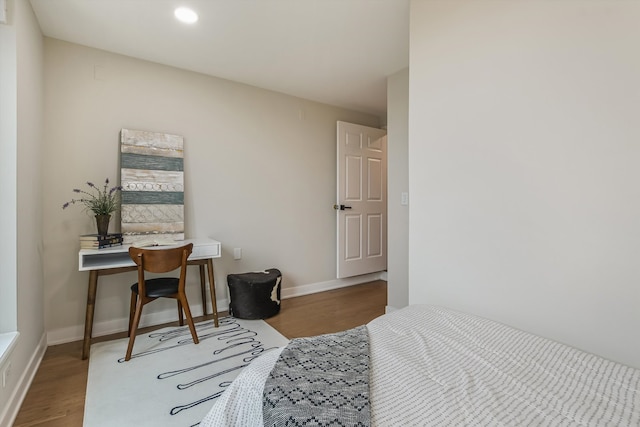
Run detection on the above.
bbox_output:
[179,295,199,344]
[125,298,144,361]
[128,292,136,337]
[177,300,184,326]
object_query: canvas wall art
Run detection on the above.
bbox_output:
[120,128,185,244]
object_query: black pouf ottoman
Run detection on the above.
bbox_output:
[227,268,282,319]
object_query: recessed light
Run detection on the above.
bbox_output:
[174,7,198,24]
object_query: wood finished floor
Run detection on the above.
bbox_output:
[13,280,387,426]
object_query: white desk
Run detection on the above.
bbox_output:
[79,238,221,359]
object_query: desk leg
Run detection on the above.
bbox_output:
[82,270,99,360]
[206,259,219,327]
[199,264,207,316]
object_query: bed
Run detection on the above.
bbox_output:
[200,305,640,426]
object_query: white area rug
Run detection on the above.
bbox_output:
[84,317,289,427]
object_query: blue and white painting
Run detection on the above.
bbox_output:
[120,128,185,244]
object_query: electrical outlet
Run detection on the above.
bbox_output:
[2,361,11,388]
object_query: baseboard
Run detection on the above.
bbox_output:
[47,298,230,346]
[0,331,47,427]
[47,271,385,345]
[280,272,385,299]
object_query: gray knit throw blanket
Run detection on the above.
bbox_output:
[262,325,370,427]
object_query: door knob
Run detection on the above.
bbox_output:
[333,204,352,211]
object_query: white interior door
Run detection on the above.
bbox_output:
[336,121,387,279]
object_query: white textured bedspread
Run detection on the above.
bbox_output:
[201,305,640,426]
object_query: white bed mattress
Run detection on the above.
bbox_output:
[201,305,640,426]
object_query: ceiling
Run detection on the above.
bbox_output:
[29,0,409,118]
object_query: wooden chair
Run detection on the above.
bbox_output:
[125,243,198,361]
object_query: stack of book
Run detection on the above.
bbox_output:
[80,233,124,249]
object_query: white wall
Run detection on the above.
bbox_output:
[0,0,46,425]
[386,68,409,310]
[409,0,640,368]
[43,38,380,342]
[0,0,18,335]
[16,0,45,362]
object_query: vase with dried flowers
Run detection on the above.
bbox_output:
[63,178,122,236]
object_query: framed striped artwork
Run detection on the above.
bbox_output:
[120,128,185,244]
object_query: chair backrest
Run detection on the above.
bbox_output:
[129,243,193,274]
